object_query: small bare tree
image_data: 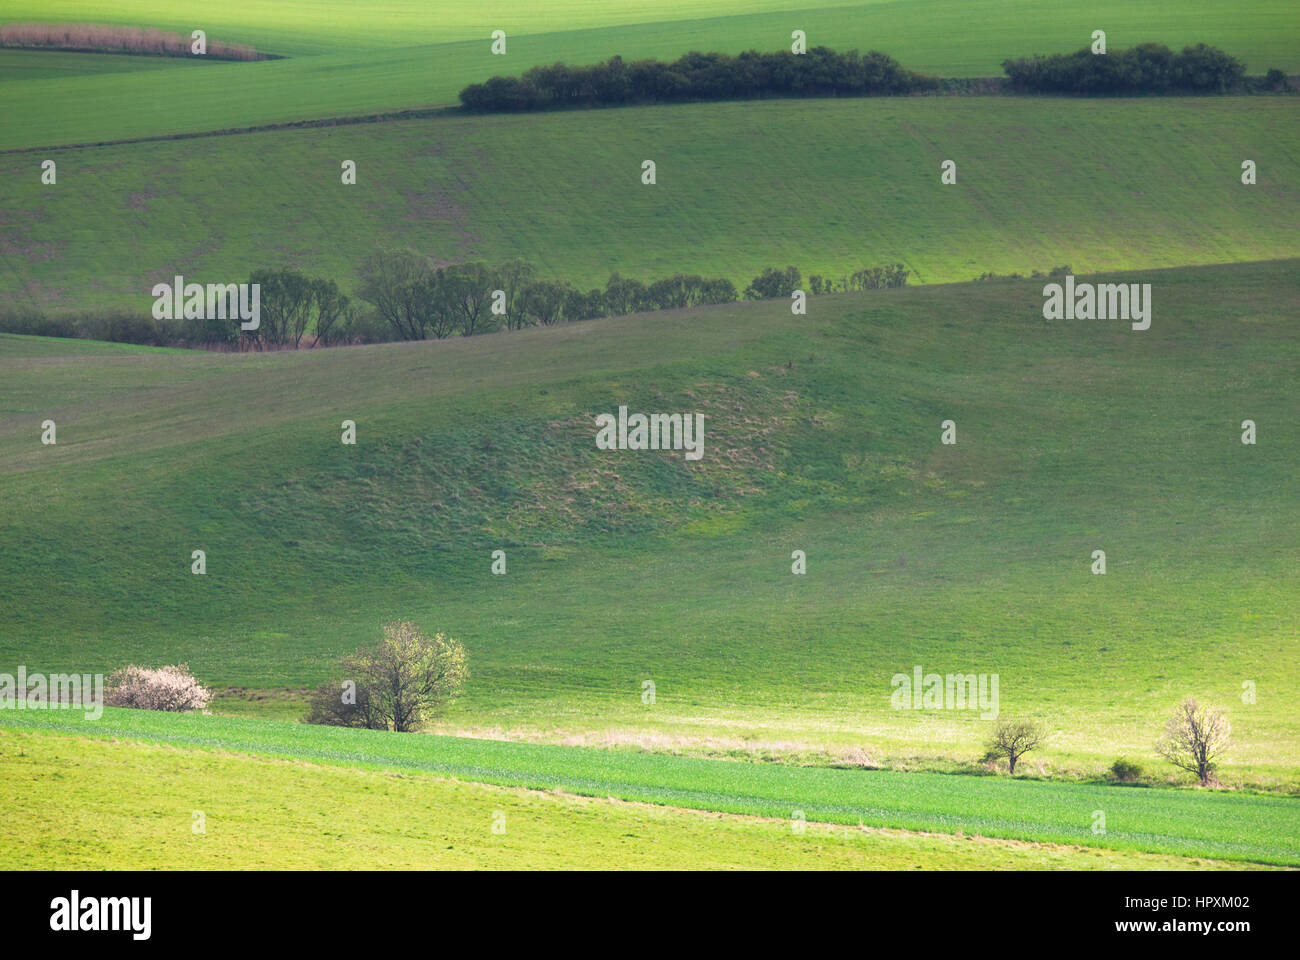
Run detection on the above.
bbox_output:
[1156,696,1229,785]
[307,621,467,732]
[983,718,1047,774]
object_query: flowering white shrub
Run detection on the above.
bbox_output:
[104,664,211,712]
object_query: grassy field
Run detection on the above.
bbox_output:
[3,97,1297,313]
[1,1,1296,150]
[4,713,1297,865]
[6,728,1276,870]
[0,49,221,80]
[2,260,1297,790]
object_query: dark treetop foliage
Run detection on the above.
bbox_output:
[460,42,1259,111]
[1002,43,1246,95]
[460,47,938,111]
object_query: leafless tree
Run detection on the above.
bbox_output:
[1156,697,1229,785]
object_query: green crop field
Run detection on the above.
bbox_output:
[1,0,1298,877]
[6,727,1278,870]
[4,97,1298,313]
[4,713,1298,865]
[0,49,220,81]
[2,0,1296,150]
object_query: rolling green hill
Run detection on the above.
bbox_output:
[1,0,1296,150]
[3,97,1297,313]
[2,260,1297,789]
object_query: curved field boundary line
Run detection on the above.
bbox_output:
[0,105,461,155]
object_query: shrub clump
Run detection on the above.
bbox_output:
[104,664,212,712]
[1109,757,1143,782]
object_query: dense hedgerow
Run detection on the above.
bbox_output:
[458,42,1264,111]
[0,258,907,348]
[353,253,745,339]
[460,47,938,111]
[0,307,176,345]
[353,254,908,341]
[0,268,349,350]
[1002,43,1246,94]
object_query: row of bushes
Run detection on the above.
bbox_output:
[743,263,909,298]
[355,254,907,341]
[974,264,1072,282]
[1002,43,1251,94]
[351,254,742,341]
[0,307,178,346]
[460,47,938,110]
[1,257,909,348]
[461,43,1278,112]
[0,270,352,349]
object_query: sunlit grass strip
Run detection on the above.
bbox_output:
[7,728,1271,870]
[5,709,1297,865]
